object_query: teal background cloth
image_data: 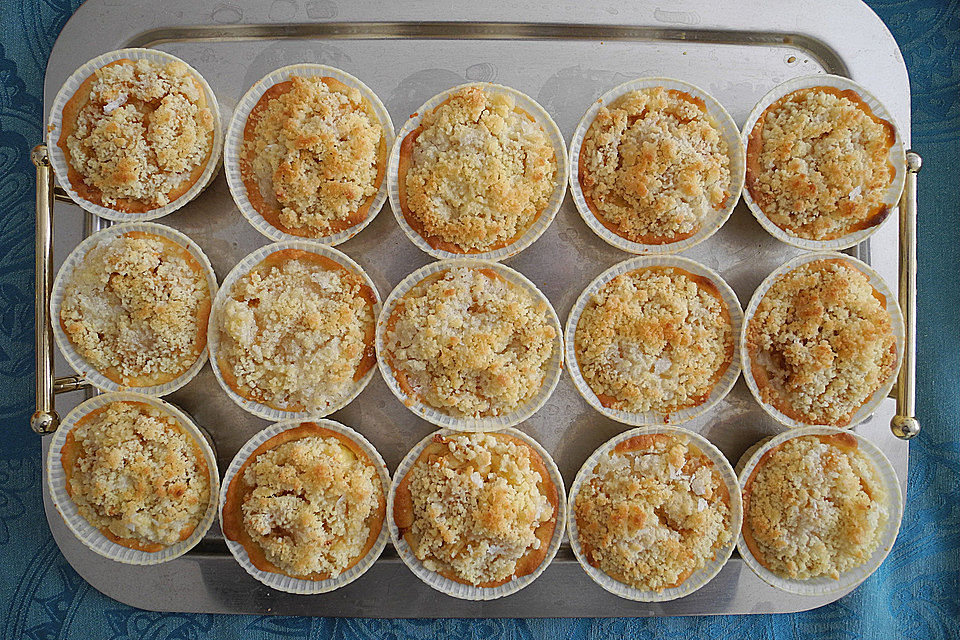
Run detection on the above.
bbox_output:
[0,0,956,637]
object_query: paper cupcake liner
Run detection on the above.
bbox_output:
[735,426,904,596]
[387,428,566,600]
[46,392,220,565]
[46,48,223,222]
[567,77,746,255]
[207,240,381,421]
[386,82,568,261]
[224,64,395,245]
[740,74,907,251]
[565,255,743,427]
[375,259,563,431]
[219,418,391,594]
[51,222,219,396]
[567,425,742,602]
[733,437,774,477]
[740,251,905,429]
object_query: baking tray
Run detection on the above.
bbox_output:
[34,0,921,617]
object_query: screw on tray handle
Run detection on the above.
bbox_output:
[891,150,921,440]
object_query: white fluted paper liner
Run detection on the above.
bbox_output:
[207,240,381,421]
[224,64,395,245]
[565,255,743,427]
[375,259,563,431]
[568,77,745,255]
[740,74,907,251]
[46,48,223,221]
[387,428,566,600]
[567,425,742,602]
[740,251,905,429]
[386,82,568,261]
[46,392,220,565]
[50,222,219,396]
[735,426,903,596]
[219,418,390,594]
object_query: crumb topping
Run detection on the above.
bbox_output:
[384,267,556,418]
[744,435,888,580]
[240,435,383,577]
[747,259,897,426]
[575,267,733,414]
[400,433,555,586]
[574,434,732,592]
[579,87,731,242]
[60,232,211,387]
[746,87,896,240]
[402,86,558,251]
[63,59,215,209]
[217,251,375,412]
[243,76,383,235]
[65,401,209,547]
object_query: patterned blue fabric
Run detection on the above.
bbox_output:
[0,0,956,637]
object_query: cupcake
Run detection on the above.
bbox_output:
[226,65,393,243]
[389,83,566,260]
[52,223,216,395]
[48,49,221,220]
[743,253,902,428]
[568,426,741,601]
[377,260,562,429]
[220,419,389,593]
[47,393,219,564]
[210,241,380,419]
[389,429,564,599]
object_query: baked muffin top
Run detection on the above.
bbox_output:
[578,87,732,243]
[742,433,888,580]
[574,267,734,414]
[574,433,732,592]
[746,258,897,426]
[399,86,558,252]
[59,231,211,387]
[746,86,896,240]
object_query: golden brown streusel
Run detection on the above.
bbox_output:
[60,232,211,387]
[397,432,557,587]
[63,59,215,209]
[746,87,896,240]
[401,86,558,252]
[743,434,888,580]
[242,76,383,235]
[64,401,209,548]
[575,267,733,414]
[574,433,732,592]
[384,267,556,418]
[216,250,376,412]
[579,87,731,243]
[746,259,897,426]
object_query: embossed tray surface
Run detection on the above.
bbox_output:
[41,0,912,617]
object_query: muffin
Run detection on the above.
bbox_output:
[59,399,212,553]
[57,227,213,390]
[396,85,559,254]
[221,421,386,582]
[392,431,561,590]
[741,432,889,580]
[573,265,735,416]
[745,257,898,426]
[55,56,216,214]
[745,86,897,241]
[213,245,377,415]
[381,265,558,421]
[238,73,387,238]
[578,86,733,244]
[573,431,735,593]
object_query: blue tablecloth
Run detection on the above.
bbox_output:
[1,0,956,637]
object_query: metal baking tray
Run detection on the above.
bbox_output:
[35,0,921,617]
